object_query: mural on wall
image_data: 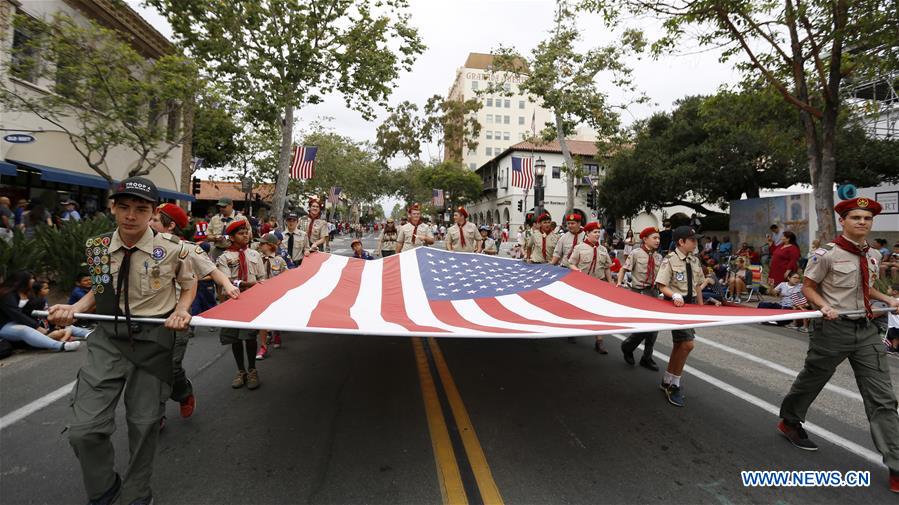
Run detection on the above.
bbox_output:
[730,194,810,254]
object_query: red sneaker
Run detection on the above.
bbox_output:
[890,470,898,493]
[179,394,196,419]
[272,333,282,349]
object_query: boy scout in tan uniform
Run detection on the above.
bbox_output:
[618,227,664,371]
[777,198,899,492]
[568,222,613,353]
[655,225,704,407]
[282,212,309,265]
[551,213,586,267]
[527,213,559,264]
[49,178,196,505]
[396,203,435,252]
[301,198,330,252]
[206,197,248,252]
[445,206,480,253]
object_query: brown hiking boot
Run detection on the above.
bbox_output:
[231,370,247,389]
[246,368,260,390]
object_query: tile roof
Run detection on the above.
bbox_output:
[507,139,599,157]
[196,180,276,201]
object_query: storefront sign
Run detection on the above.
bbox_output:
[3,133,35,144]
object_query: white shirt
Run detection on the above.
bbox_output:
[775,281,802,307]
[890,297,899,329]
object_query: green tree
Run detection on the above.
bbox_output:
[580,0,899,239]
[375,95,482,162]
[487,0,646,213]
[391,160,482,213]
[0,13,201,183]
[192,93,243,170]
[147,0,425,223]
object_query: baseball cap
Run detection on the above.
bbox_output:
[260,232,280,245]
[672,225,698,242]
[216,197,233,207]
[111,177,159,203]
[285,212,299,220]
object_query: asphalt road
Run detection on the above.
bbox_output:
[2,232,898,504]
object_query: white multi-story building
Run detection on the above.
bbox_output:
[446,52,595,170]
[0,0,193,213]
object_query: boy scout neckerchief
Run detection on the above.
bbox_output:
[833,235,874,319]
[410,220,421,244]
[566,231,581,259]
[642,246,656,284]
[457,221,467,248]
[306,213,319,243]
[228,243,249,281]
[584,238,599,275]
[114,247,136,347]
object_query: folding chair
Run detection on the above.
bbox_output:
[741,265,764,303]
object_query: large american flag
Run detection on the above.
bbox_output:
[511,156,533,189]
[432,189,445,209]
[328,186,342,206]
[192,249,818,337]
[290,146,318,180]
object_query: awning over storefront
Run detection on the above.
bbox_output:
[0,160,19,177]
[7,159,195,202]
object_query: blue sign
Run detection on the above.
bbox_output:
[3,134,36,144]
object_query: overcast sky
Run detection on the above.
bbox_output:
[129,0,743,211]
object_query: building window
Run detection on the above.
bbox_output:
[503,131,510,141]
[468,148,477,156]
[486,114,493,123]
[485,97,493,107]
[584,164,600,176]
[518,116,525,125]
[486,147,493,156]
[503,115,510,125]
[552,166,562,179]
[165,101,182,142]
[472,80,479,91]
[469,162,477,170]
[486,130,493,140]
[11,17,41,83]
[504,99,510,108]
[519,100,525,109]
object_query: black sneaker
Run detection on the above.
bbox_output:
[639,358,659,371]
[777,420,818,451]
[87,474,121,505]
[621,342,635,365]
[663,384,685,407]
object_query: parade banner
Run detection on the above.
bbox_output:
[191,249,822,337]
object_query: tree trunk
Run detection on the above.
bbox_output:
[271,104,295,227]
[554,111,575,213]
[178,97,195,211]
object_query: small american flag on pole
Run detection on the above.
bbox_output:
[289,146,318,180]
[788,291,808,307]
[511,156,534,189]
[432,189,444,209]
[328,186,342,206]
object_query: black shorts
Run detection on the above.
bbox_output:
[671,328,695,343]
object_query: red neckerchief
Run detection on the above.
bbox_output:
[567,230,581,259]
[306,213,319,241]
[642,246,656,285]
[458,221,467,248]
[833,235,873,318]
[541,234,548,259]
[410,220,420,244]
[228,243,249,281]
[585,238,599,274]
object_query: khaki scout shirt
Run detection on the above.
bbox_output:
[445,221,480,253]
[481,237,498,255]
[528,230,560,263]
[804,240,879,315]
[282,227,309,263]
[184,242,217,279]
[624,247,663,289]
[105,228,196,317]
[301,216,329,249]
[262,252,289,279]
[396,221,434,252]
[377,230,398,252]
[552,230,586,267]
[208,212,248,247]
[216,247,266,283]
[569,242,612,279]
[655,249,704,298]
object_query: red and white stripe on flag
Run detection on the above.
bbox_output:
[511,156,534,189]
[192,249,820,337]
[289,145,317,180]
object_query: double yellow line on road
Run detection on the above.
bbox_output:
[412,337,503,505]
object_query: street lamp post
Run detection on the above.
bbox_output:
[534,157,546,218]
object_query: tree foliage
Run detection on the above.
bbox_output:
[0,13,201,182]
[192,92,243,170]
[147,0,425,222]
[599,87,899,218]
[579,0,899,239]
[390,160,483,213]
[375,95,482,162]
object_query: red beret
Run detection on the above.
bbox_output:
[157,203,188,230]
[225,220,249,236]
[583,222,600,233]
[834,197,881,217]
[537,213,552,222]
[408,203,421,212]
[565,213,581,223]
[308,197,321,206]
[639,226,659,239]
[456,206,468,218]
